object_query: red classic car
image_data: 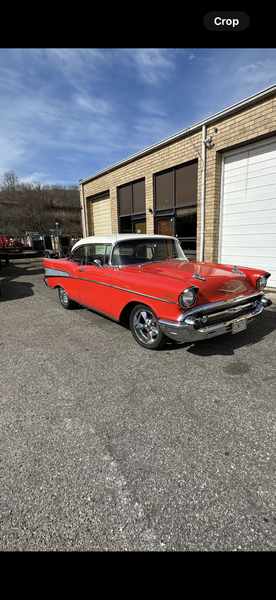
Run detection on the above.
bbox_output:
[44,234,272,349]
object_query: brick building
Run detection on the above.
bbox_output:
[79,84,276,287]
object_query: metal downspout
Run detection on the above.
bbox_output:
[80,182,87,238]
[200,124,206,262]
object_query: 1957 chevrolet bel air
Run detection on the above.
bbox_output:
[44,234,272,349]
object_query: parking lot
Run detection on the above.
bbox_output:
[1,256,276,551]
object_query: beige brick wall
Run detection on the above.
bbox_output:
[80,94,276,262]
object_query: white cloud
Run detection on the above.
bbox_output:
[136,97,166,117]
[234,60,276,88]
[20,172,50,183]
[73,93,112,116]
[122,48,177,85]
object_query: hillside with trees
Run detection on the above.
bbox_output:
[0,171,82,237]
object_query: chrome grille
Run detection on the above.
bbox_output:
[204,304,254,326]
[191,293,264,326]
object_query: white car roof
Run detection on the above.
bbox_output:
[72,233,177,251]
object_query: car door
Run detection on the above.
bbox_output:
[77,244,112,315]
[60,245,88,303]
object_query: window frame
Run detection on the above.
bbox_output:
[154,160,198,260]
[117,178,146,234]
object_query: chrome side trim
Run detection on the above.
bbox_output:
[109,283,176,304]
[45,268,175,304]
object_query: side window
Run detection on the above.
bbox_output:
[86,244,112,265]
[113,244,134,257]
[70,245,87,265]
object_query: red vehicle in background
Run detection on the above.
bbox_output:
[0,234,9,248]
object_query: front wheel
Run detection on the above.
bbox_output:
[58,287,78,310]
[129,304,168,349]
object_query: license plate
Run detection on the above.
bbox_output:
[232,318,247,334]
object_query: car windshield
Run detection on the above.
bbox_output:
[111,238,188,266]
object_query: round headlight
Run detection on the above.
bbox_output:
[179,287,198,308]
[257,275,268,290]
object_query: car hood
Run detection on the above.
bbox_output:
[135,260,256,303]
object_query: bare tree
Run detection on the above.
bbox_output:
[0,171,20,202]
[0,171,82,236]
[18,181,53,232]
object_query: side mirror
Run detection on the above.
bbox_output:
[93,259,103,269]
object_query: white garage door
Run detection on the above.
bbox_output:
[91,193,112,236]
[219,138,276,287]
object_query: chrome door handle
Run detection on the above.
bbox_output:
[79,269,85,272]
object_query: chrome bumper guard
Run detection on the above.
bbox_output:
[159,293,272,343]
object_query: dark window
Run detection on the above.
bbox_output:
[133,180,145,214]
[175,207,197,238]
[155,171,173,210]
[176,163,197,207]
[120,216,132,234]
[118,179,146,233]
[118,185,131,216]
[154,161,198,260]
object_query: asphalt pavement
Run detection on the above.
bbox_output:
[1,257,276,551]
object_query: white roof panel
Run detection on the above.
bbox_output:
[72,233,177,251]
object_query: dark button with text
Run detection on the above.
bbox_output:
[204,12,250,31]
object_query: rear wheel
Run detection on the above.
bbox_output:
[129,304,168,349]
[58,287,78,310]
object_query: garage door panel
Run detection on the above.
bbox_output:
[91,195,112,235]
[222,208,276,225]
[221,222,276,235]
[247,173,276,188]
[224,165,248,181]
[248,159,276,176]
[224,173,276,195]
[222,231,276,244]
[248,143,276,160]
[223,154,248,169]
[224,160,276,182]
[223,201,276,215]
[221,247,276,264]
[220,141,276,286]
[223,190,276,208]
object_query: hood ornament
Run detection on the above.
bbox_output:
[232,266,245,276]
[193,271,206,283]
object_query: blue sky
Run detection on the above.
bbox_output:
[1,48,276,187]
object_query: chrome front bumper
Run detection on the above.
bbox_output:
[159,295,272,343]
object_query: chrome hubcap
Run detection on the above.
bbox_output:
[133,309,159,345]
[60,288,69,305]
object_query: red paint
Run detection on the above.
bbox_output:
[44,255,266,321]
